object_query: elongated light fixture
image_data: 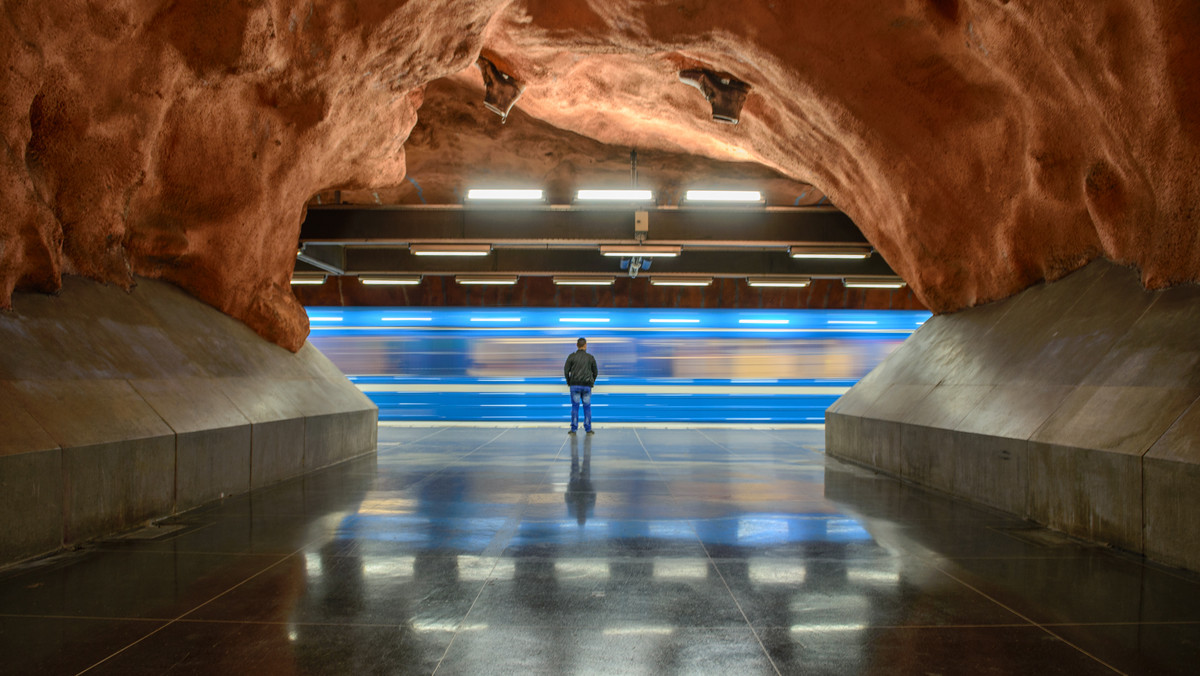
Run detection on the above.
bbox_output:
[650,277,712,287]
[290,273,326,285]
[789,244,873,259]
[576,189,654,202]
[358,276,422,285]
[410,244,492,256]
[600,245,681,257]
[456,275,518,285]
[747,276,811,287]
[466,188,544,201]
[685,190,763,203]
[843,276,906,289]
[553,276,615,286]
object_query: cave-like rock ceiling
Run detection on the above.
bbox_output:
[2,1,1197,350]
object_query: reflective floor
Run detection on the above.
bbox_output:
[2,426,1199,675]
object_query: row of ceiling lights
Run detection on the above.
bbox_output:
[292,274,905,289]
[464,189,764,203]
[378,243,873,258]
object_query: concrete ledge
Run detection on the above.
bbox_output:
[828,260,1200,571]
[0,276,377,568]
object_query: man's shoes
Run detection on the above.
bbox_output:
[585,429,594,435]
[568,429,577,435]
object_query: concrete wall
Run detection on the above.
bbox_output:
[0,277,377,566]
[827,259,1200,571]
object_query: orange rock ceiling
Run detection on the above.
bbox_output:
[2,1,1198,350]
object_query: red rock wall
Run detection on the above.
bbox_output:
[2,1,1198,349]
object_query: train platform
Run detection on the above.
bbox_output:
[1,426,1196,674]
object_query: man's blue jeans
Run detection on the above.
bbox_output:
[570,385,592,432]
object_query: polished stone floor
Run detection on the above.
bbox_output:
[2,426,1199,675]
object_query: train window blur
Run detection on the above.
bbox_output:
[306,308,930,424]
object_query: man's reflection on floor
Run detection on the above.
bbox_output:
[565,434,596,525]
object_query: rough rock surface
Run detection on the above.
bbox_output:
[2,1,1198,349]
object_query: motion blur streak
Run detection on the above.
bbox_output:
[305,308,930,423]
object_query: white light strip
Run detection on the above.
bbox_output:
[685,190,762,202]
[790,252,871,259]
[290,278,326,285]
[576,189,654,201]
[600,246,680,257]
[739,319,789,325]
[412,250,490,256]
[308,317,343,322]
[747,278,811,288]
[650,279,712,286]
[466,189,544,200]
[359,277,421,285]
[559,318,611,323]
[649,318,700,324]
[553,277,615,286]
[844,282,905,289]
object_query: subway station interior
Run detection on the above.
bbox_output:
[2,2,1200,674]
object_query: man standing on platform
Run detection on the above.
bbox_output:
[564,337,598,435]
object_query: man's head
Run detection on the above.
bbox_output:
[577,337,587,349]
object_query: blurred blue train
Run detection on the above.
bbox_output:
[305,307,930,424]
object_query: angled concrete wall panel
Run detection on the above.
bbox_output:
[828,259,1200,571]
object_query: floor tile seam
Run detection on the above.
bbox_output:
[431,554,501,676]
[702,545,784,676]
[929,562,1128,675]
[390,428,516,491]
[75,546,302,675]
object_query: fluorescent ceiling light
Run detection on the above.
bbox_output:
[739,318,789,325]
[358,276,422,285]
[576,189,654,201]
[410,244,491,256]
[685,190,763,202]
[649,318,700,324]
[466,188,544,200]
[559,317,611,323]
[789,245,873,259]
[552,276,615,286]
[843,277,906,289]
[456,275,518,285]
[747,276,811,288]
[600,245,681,257]
[290,274,326,285]
[650,277,712,287]
[308,316,343,322]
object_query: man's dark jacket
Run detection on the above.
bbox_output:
[564,349,598,387]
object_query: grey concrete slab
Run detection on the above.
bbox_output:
[899,424,957,492]
[954,384,1072,440]
[129,378,251,434]
[133,280,314,380]
[176,426,253,511]
[825,377,891,417]
[866,383,936,422]
[1030,385,1200,454]
[903,384,993,430]
[950,431,1027,514]
[1144,398,1200,570]
[0,449,63,563]
[64,437,175,543]
[12,379,174,448]
[219,377,308,424]
[304,410,378,471]
[1026,441,1142,551]
[0,381,58,457]
[251,418,307,489]
[1,277,202,381]
[1087,283,1200,388]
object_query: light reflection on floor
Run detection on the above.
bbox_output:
[1,426,1199,675]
